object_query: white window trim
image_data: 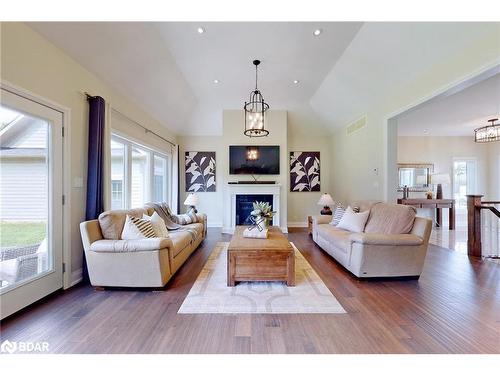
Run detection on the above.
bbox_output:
[111,132,172,209]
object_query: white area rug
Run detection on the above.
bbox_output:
[178,242,346,314]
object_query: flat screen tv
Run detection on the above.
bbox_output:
[229,145,280,175]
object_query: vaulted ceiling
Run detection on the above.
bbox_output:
[27,22,499,136]
[398,73,500,136]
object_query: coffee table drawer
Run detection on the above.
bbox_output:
[227,250,295,286]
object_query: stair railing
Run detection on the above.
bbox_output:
[467,195,500,258]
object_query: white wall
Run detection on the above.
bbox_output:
[179,110,333,227]
[179,110,288,227]
[329,33,499,204]
[397,136,494,199]
[1,23,178,280]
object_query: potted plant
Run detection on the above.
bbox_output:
[250,201,276,229]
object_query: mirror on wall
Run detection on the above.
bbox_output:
[397,163,434,191]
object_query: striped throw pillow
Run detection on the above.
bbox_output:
[121,215,156,239]
[330,204,346,226]
[175,211,198,225]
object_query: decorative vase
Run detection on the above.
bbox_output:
[258,216,269,229]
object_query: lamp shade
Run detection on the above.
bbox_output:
[317,193,334,206]
[183,193,199,206]
[430,173,451,185]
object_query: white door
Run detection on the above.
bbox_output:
[0,88,64,319]
[453,158,478,209]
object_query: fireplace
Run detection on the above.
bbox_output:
[223,182,282,234]
[235,194,274,225]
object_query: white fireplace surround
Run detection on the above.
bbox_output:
[222,183,285,234]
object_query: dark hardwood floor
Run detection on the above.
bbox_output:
[1,228,499,354]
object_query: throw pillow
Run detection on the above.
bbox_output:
[330,204,345,226]
[143,212,169,238]
[336,206,370,232]
[176,211,198,225]
[121,215,156,239]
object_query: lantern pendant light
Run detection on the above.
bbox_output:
[244,60,270,137]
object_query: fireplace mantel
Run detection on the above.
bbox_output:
[222,183,284,234]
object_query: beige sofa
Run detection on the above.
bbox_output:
[312,201,432,278]
[80,205,207,288]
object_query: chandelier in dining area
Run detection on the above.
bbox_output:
[474,118,499,143]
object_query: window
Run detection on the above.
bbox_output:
[110,139,126,209]
[153,155,167,201]
[110,134,171,209]
[131,146,149,208]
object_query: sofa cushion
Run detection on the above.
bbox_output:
[330,204,345,226]
[364,203,416,234]
[316,224,352,253]
[143,212,169,237]
[169,231,194,258]
[90,238,173,253]
[337,207,370,233]
[98,208,149,240]
[121,215,156,240]
[182,222,204,237]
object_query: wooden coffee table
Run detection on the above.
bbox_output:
[227,226,295,286]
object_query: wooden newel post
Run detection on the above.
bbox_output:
[467,195,483,257]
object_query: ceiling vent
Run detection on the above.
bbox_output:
[346,116,367,135]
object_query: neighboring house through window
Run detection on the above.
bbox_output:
[110,134,171,209]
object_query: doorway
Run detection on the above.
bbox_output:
[453,158,477,209]
[0,88,64,319]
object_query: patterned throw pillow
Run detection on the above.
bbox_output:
[143,212,169,238]
[353,206,360,213]
[121,215,156,239]
[175,211,198,225]
[330,204,346,226]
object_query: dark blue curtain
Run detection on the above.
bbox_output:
[85,96,106,221]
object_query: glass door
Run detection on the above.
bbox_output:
[0,88,63,319]
[453,158,477,209]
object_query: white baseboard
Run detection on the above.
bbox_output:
[287,221,308,228]
[69,268,83,288]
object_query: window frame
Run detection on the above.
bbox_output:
[110,133,171,209]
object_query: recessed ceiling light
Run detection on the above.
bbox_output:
[213,79,219,84]
[197,27,205,34]
[293,80,300,84]
[313,29,322,36]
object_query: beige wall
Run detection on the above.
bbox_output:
[179,110,332,227]
[397,136,498,199]
[329,31,499,204]
[179,110,288,227]
[1,22,178,281]
[287,133,332,225]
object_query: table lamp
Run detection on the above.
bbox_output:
[430,173,451,199]
[183,193,199,213]
[317,193,335,215]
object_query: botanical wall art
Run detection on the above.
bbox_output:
[185,151,216,192]
[290,151,320,192]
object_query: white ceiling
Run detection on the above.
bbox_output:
[310,22,499,128]
[397,73,500,136]
[28,22,362,135]
[26,22,499,137]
